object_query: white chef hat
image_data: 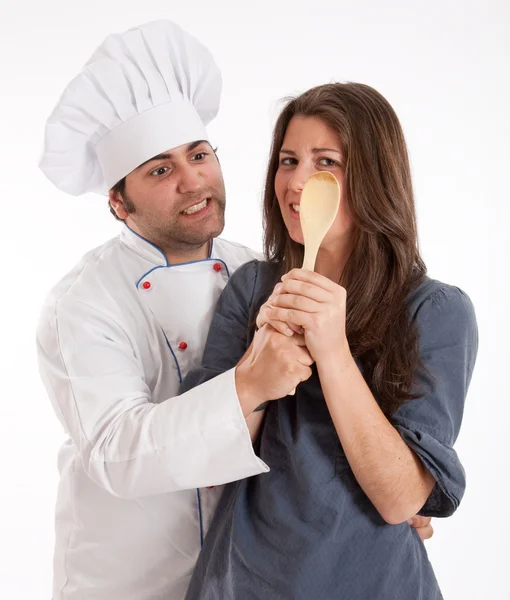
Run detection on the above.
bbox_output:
[39,20,222,196]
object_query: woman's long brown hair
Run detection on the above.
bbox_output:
[263,83,427,417]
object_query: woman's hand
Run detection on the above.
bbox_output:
[256,283,303,337]
[266,269,350,367]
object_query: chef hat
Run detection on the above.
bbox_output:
[39,20,222,196]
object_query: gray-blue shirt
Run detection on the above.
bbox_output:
[181,260,478,600]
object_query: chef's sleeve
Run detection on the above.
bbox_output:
[36,271,268,500]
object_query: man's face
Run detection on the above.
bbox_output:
[110,141,226,254]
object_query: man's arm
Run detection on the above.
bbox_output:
[37,295,269,499]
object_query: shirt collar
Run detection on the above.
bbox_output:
[120,224,214,266]
[120,224,168,266]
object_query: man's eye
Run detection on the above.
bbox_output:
[192,152,208,161]
[150,167,169,177]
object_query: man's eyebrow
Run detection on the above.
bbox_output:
[138,153,172,169]
[187,140,208,152]
[279,147,342,155]
[137,140,209,169]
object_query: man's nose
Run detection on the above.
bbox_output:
[177,164,202,194]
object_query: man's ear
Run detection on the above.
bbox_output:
[108,189,129,220]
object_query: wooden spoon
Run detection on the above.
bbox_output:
[300,171,341,271]
[288,171,341,395]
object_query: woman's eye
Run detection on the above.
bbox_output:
[318,158,338,167]
[280,157,297,166]
[150,166,169,177]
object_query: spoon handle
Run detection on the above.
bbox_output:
[289,246,319,396]
[302,244,319,271]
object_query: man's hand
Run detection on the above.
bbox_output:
[235,324,314,415]
[409,515,434,541]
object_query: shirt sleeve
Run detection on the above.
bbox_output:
[36,274,267,500]
[391,285,478,517]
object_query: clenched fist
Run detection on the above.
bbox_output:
[235,324,314,415]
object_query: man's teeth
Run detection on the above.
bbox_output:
[182,199,208,215]
[291,204,300,213]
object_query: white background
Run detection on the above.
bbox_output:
[0,0,508,598]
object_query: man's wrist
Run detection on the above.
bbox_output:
[235,363,265,416]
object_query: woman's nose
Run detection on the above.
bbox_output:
[288,165,314,193]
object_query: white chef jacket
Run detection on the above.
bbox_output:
[36,225,269,600]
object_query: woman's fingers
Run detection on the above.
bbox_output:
[277,278,330,303]
[282,269,339,292]
[256,303,302,335]
[272,293,321,314]
[266,306,310,329]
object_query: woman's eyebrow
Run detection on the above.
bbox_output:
[312,147,341,154]
[279,147,341,154]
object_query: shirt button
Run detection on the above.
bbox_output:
[142,281,151,290]
[178,342,188,351]
[213,262,222,272]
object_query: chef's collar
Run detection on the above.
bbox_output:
[120,224,213,266]
[120,225,169,266]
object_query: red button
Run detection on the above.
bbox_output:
[178,342,188,351]
[213,263,222,272]
[142,281,151,290]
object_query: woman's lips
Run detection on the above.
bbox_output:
[289,203,300,220]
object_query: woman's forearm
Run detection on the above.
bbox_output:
[318,353,435,524]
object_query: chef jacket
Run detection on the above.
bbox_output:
[36,225,269,600]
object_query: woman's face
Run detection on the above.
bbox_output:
[275,115,354,248]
